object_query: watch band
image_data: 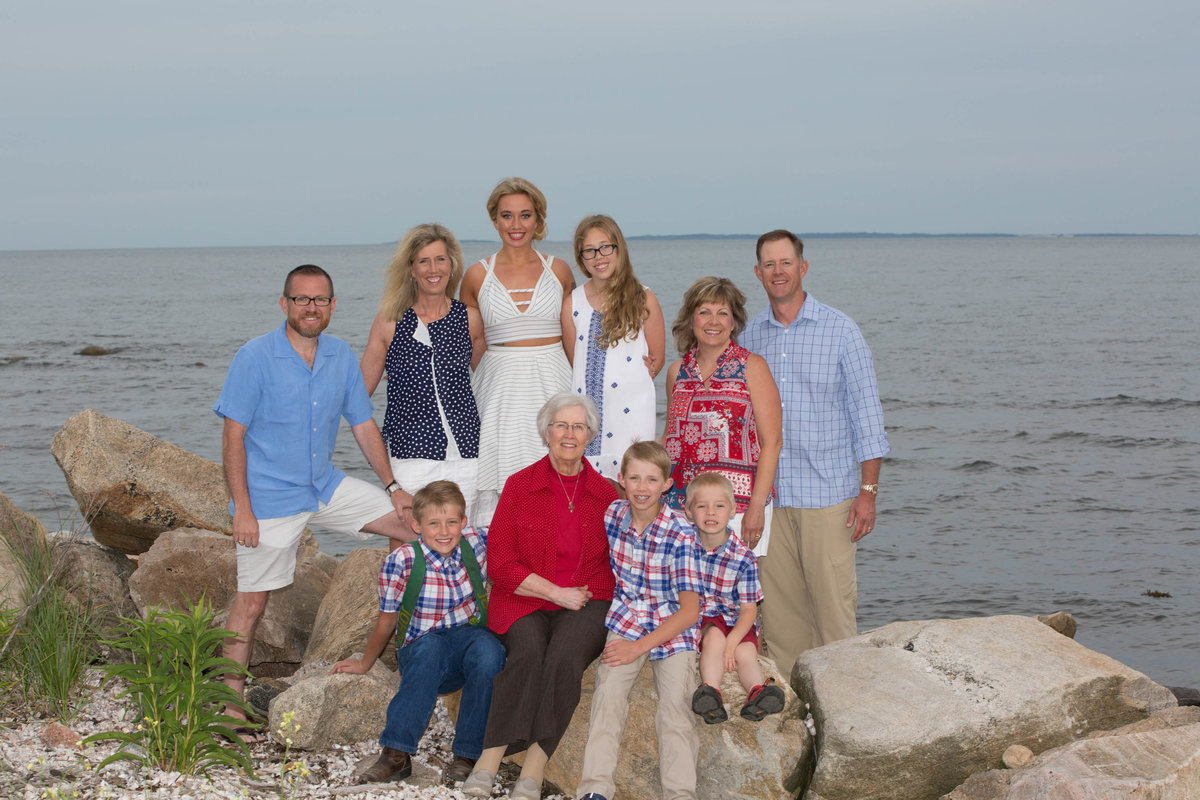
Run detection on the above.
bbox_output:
[384,480,401,496]
[860,483,879,496]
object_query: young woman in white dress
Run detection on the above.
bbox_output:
[560,214,666,480]
[460,177,575,525]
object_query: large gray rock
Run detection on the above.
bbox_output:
[50,409,232,553]
[796,615,1177,800]
[51,538,137,637]
[128,528,338,676]
[544,656,812,800]
[268,658,399,751]
[303,547,397,671]
[945,707,1200,799]
[0,491,49,610]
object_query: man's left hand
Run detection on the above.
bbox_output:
[846,492,876,542]
[389,488,412,527]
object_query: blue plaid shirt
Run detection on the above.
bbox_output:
[378,528,487,647]
[695,530,762,628]
[604,501,704,660]
[742,295,890,508]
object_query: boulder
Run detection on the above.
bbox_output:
[1035,611,1076,639]
[945,707,1200,800]
[268,658,399,751]
[795,615,1177,800]
[50,537,137,637]
[128,528,338,676]
[544,656,812,800]
[0,491,49,610]
[50,409,232,553]
[303,547,397,671]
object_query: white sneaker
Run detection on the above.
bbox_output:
[510,776,541,800]
[462,768,495,797]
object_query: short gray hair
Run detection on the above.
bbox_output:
[537,392,600,446]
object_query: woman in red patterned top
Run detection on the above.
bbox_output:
[663,277,782,556]
[463,393,617,800]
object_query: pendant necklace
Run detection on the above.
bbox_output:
[555,470,581,512]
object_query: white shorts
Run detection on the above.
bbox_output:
[237,476,394,592]
[389,455,481,526]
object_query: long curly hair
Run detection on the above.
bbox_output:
[573,215,648,348]
[671,277,748,354]
[379,224,465,321]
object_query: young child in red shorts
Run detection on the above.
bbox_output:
[687,472,784,723]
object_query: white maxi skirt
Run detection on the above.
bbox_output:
[472,343,571,526]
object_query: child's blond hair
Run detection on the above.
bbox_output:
[684,471,736,508]
[619,440,672,481]
[411,480,467,523]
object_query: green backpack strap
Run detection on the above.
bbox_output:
[395,544,427,649]
[395,537,488,649]
[458,537,488,627]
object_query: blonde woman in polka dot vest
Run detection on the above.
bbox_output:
[362,224,486,524]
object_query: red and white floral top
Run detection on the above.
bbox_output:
[664,342,769,514]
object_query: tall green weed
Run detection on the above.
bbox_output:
[85,598,258,777]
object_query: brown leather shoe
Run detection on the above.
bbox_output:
[358,746,412,783]
[443,754,476,784]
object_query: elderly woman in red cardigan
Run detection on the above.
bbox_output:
[463,393,617,800]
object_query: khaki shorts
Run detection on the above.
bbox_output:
[236,476,394,592]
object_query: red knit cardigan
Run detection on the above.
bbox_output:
[486,456,618,634]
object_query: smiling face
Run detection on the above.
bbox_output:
[411,239,452,298]
[280,273,335,339]
[413,503,467,556]
[618,457,673,517]
[492,193,538,248]
[686,483,735,538]
[754,238,808,305]
[691,301,734,350]
[578,227,619,282]
[545,403,591,470]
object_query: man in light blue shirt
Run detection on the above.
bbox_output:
[741,230,890,675]
[212,264,415,734]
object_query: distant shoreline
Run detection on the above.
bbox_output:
[458,232,1197,243]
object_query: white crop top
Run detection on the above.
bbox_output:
[477,251,565,344]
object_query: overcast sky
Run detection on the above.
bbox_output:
[3,1,1197,250]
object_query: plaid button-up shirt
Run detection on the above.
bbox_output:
[604,501,703,660]
[379,527,487,647]
[695,530,762,628]
[742,295,890,508]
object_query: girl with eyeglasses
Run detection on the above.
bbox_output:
[560,215,666,482]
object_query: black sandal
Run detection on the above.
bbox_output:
[691,684,728,724]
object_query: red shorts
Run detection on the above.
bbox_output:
[699,615,759,651]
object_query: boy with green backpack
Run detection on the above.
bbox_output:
[331,480,505,786]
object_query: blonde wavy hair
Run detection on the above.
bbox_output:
[671,277,748,354]
[573,215,648,349]
[486,177,549,241]
[379,224,465,322]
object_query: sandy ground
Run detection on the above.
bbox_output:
[0,671,567,800]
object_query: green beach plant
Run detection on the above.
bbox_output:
[84,598,258,777]
[0,526,100,721]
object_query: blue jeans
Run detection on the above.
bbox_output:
[383,624,506,758]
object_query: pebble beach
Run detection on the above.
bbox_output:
[1,671,563,800]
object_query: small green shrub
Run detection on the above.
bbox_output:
[85,598,258,777]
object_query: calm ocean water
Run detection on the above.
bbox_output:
[3,236,1198,684]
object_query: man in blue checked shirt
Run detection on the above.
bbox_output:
[741,230,891,677]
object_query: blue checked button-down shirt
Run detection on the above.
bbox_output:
[379,528,488,647]
[742,295,890,508]
[604,501,703,660]
[696,531,763,628]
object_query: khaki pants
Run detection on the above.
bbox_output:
[760,500,858,679]
[577,633,699,800]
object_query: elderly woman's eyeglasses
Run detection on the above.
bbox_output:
[549,421,589,434]
[579,244,617,260]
